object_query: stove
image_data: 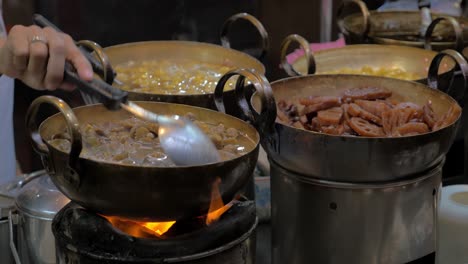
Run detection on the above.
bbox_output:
[52,200,257,264]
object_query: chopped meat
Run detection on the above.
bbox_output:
[276,87,459,137]
[299,96,342,115]
[348,117,385,137]
[397,122,430,136]
[343,87,392,101]
[317,107,343,126]
[299,96,341,106]
[423,102,436,128]
[433,105,462,131]
[355,100,391,118]
[348,103,382,125]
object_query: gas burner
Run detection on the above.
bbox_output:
[53,200,257,263]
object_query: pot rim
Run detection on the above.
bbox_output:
[39,100,261,169]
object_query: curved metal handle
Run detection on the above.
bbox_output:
[220,13,270,61]
[424,17,464,52]
[337,0,370,38]
[26,96,83,177]
[9,211,21,264]
[77,40,115,84]
[428,49,468,105]
[214,69,278,153]
[280,34,316,77]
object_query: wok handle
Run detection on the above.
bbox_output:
[214,69,278,153]
[424,17,464,52]
[428,49,468,105]
[32,14,117,83]
[76,40,115,84]
[337,0,370,38]
[26,96,82,183]
[220,13,270,61]
[279,34,316,77]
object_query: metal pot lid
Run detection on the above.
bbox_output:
[0,194,14,219]
[15,172,70,219]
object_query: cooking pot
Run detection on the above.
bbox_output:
[214,50,468,182]
[79,13,267,113]
[279,34,456,84]
[26,97,260,221]
[337,0,468,51]
[7,170,69,264]
[0,193,14,264]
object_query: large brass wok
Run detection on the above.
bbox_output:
[79,13,267,114]
[279,34,455,84]
[338,0,468,51]
[26,98,260,221]
[214,50,467,182]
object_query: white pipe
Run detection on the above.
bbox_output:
[320,0,333,42]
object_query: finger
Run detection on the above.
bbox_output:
[64,34,93,81]
[43,27,66,90]
[59,82,76,91]
[25,26,48,87]
[8,25,30,72]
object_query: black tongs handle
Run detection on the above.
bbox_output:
[32,14,116,81]
[64,62,127,110]
[32,14,127,110]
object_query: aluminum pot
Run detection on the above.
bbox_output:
[0,193,14,264]
[26,97,260,221]
[79,13,267,114]
[337,0,468,51]
[214,50,467,182]
[270,158,442,264]
[8,170,69,264]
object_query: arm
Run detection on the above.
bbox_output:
[0,25,93,90]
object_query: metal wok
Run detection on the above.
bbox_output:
[279,34,455,84]
[214,50,468,182]
[26,97,260,221]
[338,0,468,51]
[80,13,267,114]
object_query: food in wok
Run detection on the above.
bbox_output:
[48,113,250,166]
[320,66,420,80]
[114,59,239,95]
[277,87,461,137]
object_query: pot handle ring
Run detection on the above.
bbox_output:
[424,17,464,52]
[428,49,468,105]
[337,0,370,38]
[214,69,278,153]
[76,40,115,84]
[280,34,316,77]
[220,13,270,61]
[26,96,82,183]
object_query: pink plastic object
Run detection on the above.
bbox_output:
[285,37,346,65]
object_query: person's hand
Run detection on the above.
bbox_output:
[0,25,93,91]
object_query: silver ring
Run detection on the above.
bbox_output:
[30,35,48,45]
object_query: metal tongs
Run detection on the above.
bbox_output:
[32,14,221,166]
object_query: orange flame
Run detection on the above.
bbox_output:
[205,177,233,226]
[102,177,233,238]
[102,216,176,238]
